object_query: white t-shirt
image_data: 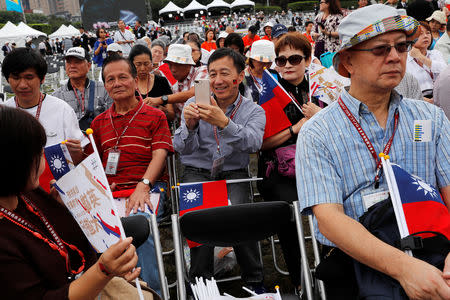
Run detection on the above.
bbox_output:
[4,95,87,147]
[113,29,136,57]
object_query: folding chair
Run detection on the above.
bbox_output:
[172,202,300,300]
[293,201,327,300]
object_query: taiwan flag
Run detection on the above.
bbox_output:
[390,164,450,239]
[259,69,293,139]
[44,143,74,180]
[179,180,229,247]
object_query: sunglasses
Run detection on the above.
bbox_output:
[275,54,305,67]
[349,41,414,56]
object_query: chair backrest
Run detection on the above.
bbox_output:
[180,201,292,247]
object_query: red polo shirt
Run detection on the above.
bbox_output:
[90,100,173,190]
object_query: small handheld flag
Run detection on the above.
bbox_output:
[44,142,74,180]
[259,69,296,139]
[382,156,450,255]
[179,180,229,247]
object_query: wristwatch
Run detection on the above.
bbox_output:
[161,95,169,106]
[139,178,153,189]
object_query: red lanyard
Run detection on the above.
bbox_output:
[73,87,86,114]
[213,95,243,154]
[109,98,145,149]
[15,93,44,120]
[338,97,399,188]
[0,195,85,276]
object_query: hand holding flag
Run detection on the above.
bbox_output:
[259,69,301,139]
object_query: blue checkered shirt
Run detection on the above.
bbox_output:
[295,89,450,246]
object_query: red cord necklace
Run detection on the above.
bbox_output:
[0,195,85,277]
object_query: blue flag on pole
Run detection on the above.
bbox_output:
[5,0,23,13]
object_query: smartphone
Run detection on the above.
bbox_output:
[194,79,211,105]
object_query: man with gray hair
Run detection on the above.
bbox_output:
[296,4,450,299]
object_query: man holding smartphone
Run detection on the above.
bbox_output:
[173,48,267,294]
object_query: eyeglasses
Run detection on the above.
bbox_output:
[349,41,414,56]
[275,54,305,67]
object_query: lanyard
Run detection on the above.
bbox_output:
[15,93,44,120]
[109,98,145,149]
[213,95,243,154]
[137,75,151,98]
[0,195,85,276]
[72,87,86,114]
[248,69,262,92]
[338,97,399,188]
[413,58,434,81]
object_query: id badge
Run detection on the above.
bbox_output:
[211,156,225,178]
[102,51,107,59]
[362,189,389,211]
[413,120,431,142]
[105,149,121,175]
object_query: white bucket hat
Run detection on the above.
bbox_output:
[107,43,122,53]
[164,44,196,65]
[246,40,276,62]
[263,22,274,29]
[426,10,447,25]
[333,4,419,77]
[217,31,229,40]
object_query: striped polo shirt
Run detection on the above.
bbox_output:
[91,100,173,190]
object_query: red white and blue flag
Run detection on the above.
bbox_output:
[179,180,229,247]
[43,143,74,180]
[390,164,450,239]
[259,69,293,139]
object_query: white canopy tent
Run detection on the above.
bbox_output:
[230,0,255,8]
[66,25,81,35]
[183,0,207,12]
[207,0,231,9]
[49,24,68,38]
[159,1,183,15]
[16,22,47,38]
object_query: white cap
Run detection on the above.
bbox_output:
[246,40,276,62]
[107,43,122,53]
[65,47,90,61]
[426,10,447,25]
[164,44,196,65]
[263,22,273,28]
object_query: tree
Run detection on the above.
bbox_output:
[0,11,22,24]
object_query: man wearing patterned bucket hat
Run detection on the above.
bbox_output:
[296,4,450,299]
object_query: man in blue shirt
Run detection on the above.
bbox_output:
[174,48,266,293]
[296,5,450,299]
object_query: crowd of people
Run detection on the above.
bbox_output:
[0,0,449,299]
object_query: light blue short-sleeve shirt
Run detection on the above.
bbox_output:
[295,89,450,246]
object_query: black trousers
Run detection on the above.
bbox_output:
[258,168,302,287]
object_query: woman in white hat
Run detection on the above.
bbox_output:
[407,21,446,101]
[426,10,447,49]
[243,39,279,103]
